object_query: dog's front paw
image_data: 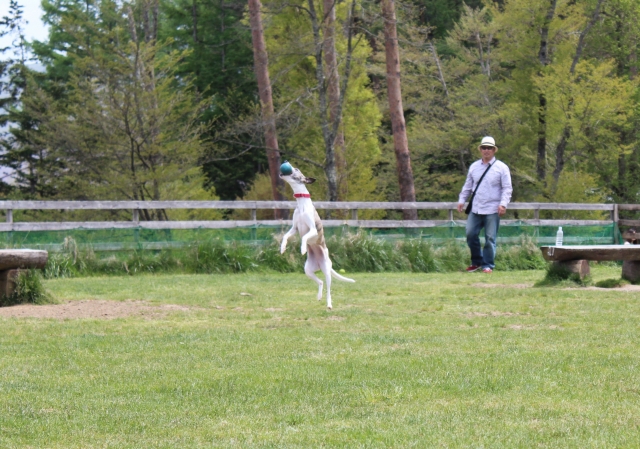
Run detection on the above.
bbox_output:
[280,245,286,254]
[301,245,307,255]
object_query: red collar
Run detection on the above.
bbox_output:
[294,193,311,198]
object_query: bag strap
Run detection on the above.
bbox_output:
[470,162,493,198]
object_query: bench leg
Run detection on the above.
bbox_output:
[556,260,590,279]
[0,269,21,298]
[622,261,640,283]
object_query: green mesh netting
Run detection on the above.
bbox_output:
[0,222,618,252]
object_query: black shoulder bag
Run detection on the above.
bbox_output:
[465,163,493,215]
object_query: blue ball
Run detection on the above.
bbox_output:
[280,161,293,175]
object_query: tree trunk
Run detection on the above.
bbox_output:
[323,0,347,199]
[381,0,417,220]
[247,0,286,217]
[631,41,638,80]
[536,0,558,184]
[537,93,547,182]
[306,0,356,203]
[552,125,570,182]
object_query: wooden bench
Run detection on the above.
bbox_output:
[0,250,49,297]
[540,245,640,281]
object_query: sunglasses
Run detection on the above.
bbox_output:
[480,146,496,150]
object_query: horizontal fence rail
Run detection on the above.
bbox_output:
[0,200,634,232]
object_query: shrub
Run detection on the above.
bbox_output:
[256,241,302,273]
[0,270,55,307]
[434,241,469,272]
[40,232,557,277]
[186,239,258,273]
[495,235,547,271]
[328,232,409,272]
[400,239,438,273]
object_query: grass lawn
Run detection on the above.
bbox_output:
[2,265,640,448]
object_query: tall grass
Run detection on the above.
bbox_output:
[328,232,409,272]
[41,233,548,279]
[494,235,548,271]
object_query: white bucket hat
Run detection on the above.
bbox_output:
[479,136,497,148]
[480,136,496,147]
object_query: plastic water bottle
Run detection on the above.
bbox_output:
[555,226,563,246]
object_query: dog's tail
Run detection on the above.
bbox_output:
[331,269,355,283]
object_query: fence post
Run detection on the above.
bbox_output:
[132,209,140,244]
[448,209,453,221]
[6,209,12,224]
[351,209,358,221]
[613,204,620,244]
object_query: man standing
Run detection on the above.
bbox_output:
[457,136,513,273]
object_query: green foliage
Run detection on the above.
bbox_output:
[185,239,259,274]
[434,241,469,272]
[2,0,640,207]
[264,0,383,202]
[0,270,54,306]
[41,232,561,277]
[327,232,410,272]
[399,239,438,272]
[255,241,304,273]
[494,236,547,271]
[160,0,266,201]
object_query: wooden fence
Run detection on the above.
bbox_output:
[0,200,639,232]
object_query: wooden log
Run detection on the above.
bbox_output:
[622,261,640,283]
[0,250,48,270]
[541,245,640,262]
[0,269,21,298]
[556,260,590,279]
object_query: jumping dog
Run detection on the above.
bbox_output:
[279,162,355,310]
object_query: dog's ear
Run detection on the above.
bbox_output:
[304,177,316,184]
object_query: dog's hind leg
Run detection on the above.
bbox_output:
[304,252,323,301]
[317,247,333,310]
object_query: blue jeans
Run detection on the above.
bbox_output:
[466,212,500,269]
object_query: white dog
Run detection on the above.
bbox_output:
[279,163,355,310]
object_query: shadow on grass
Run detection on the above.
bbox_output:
[595,278,630,288]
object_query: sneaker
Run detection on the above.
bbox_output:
[466,265,481,272]
[482,267,493,273]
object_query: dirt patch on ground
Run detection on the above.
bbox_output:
[465,311,528,318]
[472,283,532,289]
[0,300,195,320]
[504,324,562,330]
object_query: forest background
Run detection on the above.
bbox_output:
[0,0,638,222]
